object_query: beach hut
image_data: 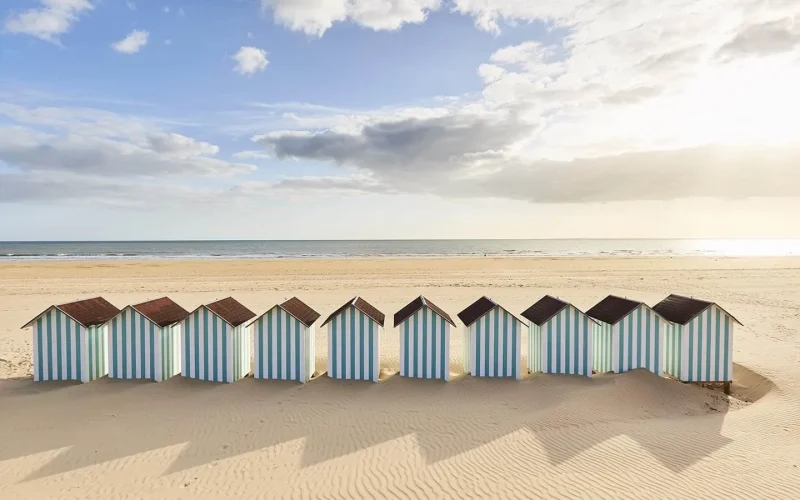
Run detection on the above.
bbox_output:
[586,295,667,376]
[248,297,320,383]
[321,297,384,382]
[522,295,595,377]
[105,297,188,382]
[22,297,120,383]
[394,296,455,381]
[458,297,525,379]
[181,297,255,383]
[653,294,741,392]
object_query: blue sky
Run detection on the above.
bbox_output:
[1,0,800,240]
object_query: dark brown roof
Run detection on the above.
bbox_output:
[279,297,320,327]
[393,296,456,327]
[204,297,256,327]
[652,294,742,325]
[23,297,121,329]
[457,296,496,326]
[131,297,189,327]
[321,297,385,327]
[520,295,569,326]
[586,295,642,325]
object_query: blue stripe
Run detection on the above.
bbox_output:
[627,313,633,372]
[65,315,72,380]
[140,314,146,378]
[722,311,730,382]
[636,307,642,369]
[221,322,228,381]
[714,313,721,381]
[295,317,301,381]
[511,316,518,378]
[75,322,82,382]
[494,310,501,376]
[422,308,429,379]
[706,310,712,381]
[654,316,660,374]
[368,316,375,381]
[582,316,588,375]
[688,321,694,382]
[358,312,365,380]
[555,312,561,374]
[111,318,118,378]
[413,312,419,378]
[193,310,200,379]
[149,322,156,380]
[55,310,63,380]
[121,309,128,379]
[276,309,283,379]
[439,316,445,379]
[645,308,651,371]
[565,308,571,374]
[36,318,44,381]
[341,310,348,378]
[546,320,553,373]
[403,319,410,377]
[184,314,190,376]
[46,311,54,379]
[331,316,338,378]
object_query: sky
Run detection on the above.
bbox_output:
[1,0,800,241]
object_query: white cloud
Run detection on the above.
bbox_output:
[126,1,136,10]
[163,6,170,14]
[112,29,149,54]
[260,0,441,36]
[233,150,271,159]
[164,39,172,45]
[233,46,269,75]
[179,7,185,16]
[4,0,94,42]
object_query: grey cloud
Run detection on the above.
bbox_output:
[718,18,800,58]
[254,110,534,173]
[272,176,396,194]
[0,130,254,177]
[602,85,663,105]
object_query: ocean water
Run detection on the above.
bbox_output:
[1,239,799,261]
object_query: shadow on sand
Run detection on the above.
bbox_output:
[0,362,774,482]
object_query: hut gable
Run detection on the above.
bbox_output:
[248,297,321,328]
[321,297,385,327]
[653,294,742,326]
[201,297,256,327]
[586,295,642,325]
[130,297,189,327]
[520,295,569,326]
[279,297,320,327]
[23,296,120,329]
[394,296,456,328]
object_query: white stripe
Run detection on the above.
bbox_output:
[443,323,450,381]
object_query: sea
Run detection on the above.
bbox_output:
[1,239,799,261]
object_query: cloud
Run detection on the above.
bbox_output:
[717,18,800,59]
[4,0,94,42]
[233,46,269,75]
[232,150,271,159]
[126,1,135,10]
[260,0,441,36]
[112,29,149,54]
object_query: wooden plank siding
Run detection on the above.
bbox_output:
[327,306,380,382]
[399,305,450,381]
[664,305,734,382]
[464,307,523,379]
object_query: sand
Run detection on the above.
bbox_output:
[1,256,799,499]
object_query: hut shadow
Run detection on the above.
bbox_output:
[1,378,80,397]
[530,369,744,472]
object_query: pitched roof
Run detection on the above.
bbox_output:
[202,297,256,327]
[321,297,385,327]
[457,296,525,327]
[585,295,642,325]
[393,296,456,327]
[520,295,570,326]
[247,297,321,328]
[652,294,743,325]
[23,297,120,329]
[130,297,189,327]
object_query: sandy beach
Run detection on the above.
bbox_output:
[1,256,799,499]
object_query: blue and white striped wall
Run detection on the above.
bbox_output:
[327,306,380,382]
[464,307,522,379]
[108,307,181,382]
[592,304,664,376]
[529,305,593,377]
[664,305,734,382]
[181,306,251,383]
[399,306,450,381]
[31,308,107,383]
[253,306,315,383]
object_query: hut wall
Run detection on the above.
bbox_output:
[592,305,664,375]
[326,306,380,382]
[31,307,105,383]
[399,306,450,381]
[664,305,734,382]
[466,307,521,379]
[182,306,250,383]
[592,322,614,374]
[253,306,314,383]
[109,307,175,381]
[528,323,542,373]
[539,305,593,377]
[160,323,181,381]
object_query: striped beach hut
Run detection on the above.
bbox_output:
[458,297,525,379]
[181,297,255,383]
[249,297,320,383]
[321,297,384,382]
[522,296,595,377]
[653,294,741,392]
[105,297,188,382]
[23,297,120,383]
[394,296,455,381]
[586,295,667,376]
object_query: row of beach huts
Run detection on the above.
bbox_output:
[23,293,740,392]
